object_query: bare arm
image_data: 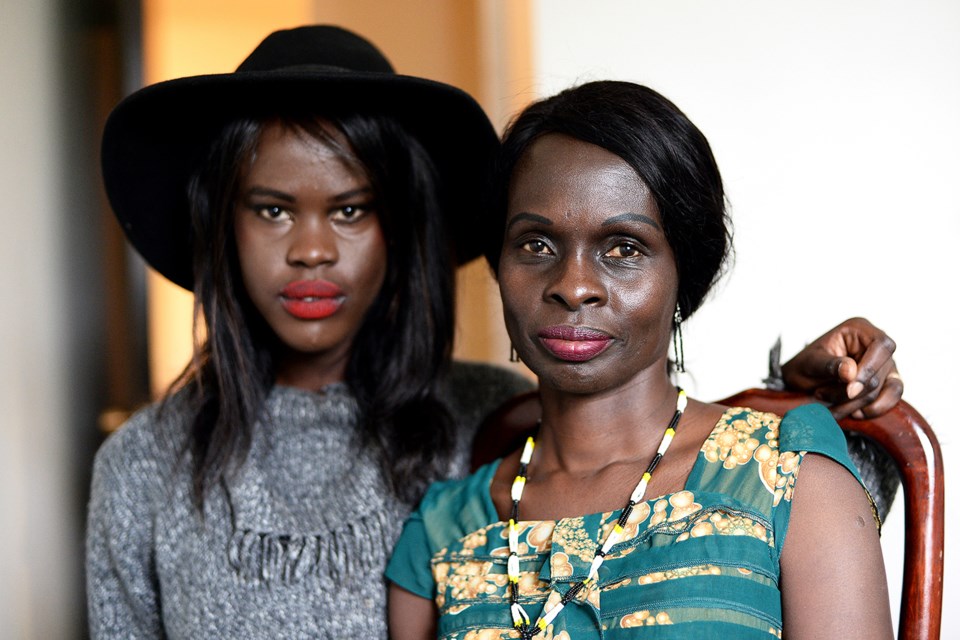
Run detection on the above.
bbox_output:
[780,453,893,639]
[388,582,437,640]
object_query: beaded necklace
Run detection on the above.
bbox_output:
[506,387,687,639]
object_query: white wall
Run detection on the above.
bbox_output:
[531,0,958,636]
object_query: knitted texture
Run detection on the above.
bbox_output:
[86,361,533,639]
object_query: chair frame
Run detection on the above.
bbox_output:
[471,389,945,640]
[719,389,944,640]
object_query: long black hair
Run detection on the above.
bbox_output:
[487,80,732,320]
[172,111,457,508]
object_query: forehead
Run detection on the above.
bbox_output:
[244,120,364,182]
[508,133,657,223]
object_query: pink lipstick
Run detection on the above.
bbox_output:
[538,325,613,362]
[280,280,344,320]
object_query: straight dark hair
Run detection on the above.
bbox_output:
[170,111,457,509]
[487,80,732,320]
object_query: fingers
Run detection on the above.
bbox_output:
[783,318,891,392]
[827,366,903,420]
[859,373,904,418]
[810,356,870,405]
[850,332,897,385]
[834,357,858,385]
[781,319,902,421]
[782,349,845,392]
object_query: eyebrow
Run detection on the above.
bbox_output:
[244,185,374,203]
[246,186,295,202]
[331,186,374,202]
[505,212,553,231]
[601,212,661,230]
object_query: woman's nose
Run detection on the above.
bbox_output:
[545,253,606,310]
[287,216,337,267]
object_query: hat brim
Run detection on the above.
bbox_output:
[102,67,499,290]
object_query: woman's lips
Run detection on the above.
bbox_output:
[537,325,613,362]
[280,280,344,320]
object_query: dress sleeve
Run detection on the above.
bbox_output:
[778,403,863,481]
[386,463,501,600]
[86,430,165,639]
[771,403,877,558]
[385,506,435,600]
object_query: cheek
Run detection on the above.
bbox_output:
[233,226,272,295]
[233,225,256,290]
[353,226,389,292]
[497,268,531,339]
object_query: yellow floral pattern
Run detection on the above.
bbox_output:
[701,410,774,469]
[620,610,674,627]
[551,517,596,562]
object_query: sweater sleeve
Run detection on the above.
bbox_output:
[444,361,535,435]
[86,420,168,639]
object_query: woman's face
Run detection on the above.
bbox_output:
[234,121,387,381]
[499,133,678,395]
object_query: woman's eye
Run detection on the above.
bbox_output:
[330,205,370,222]
[606,242,641,258]
[521,239,552,255]
[255,205,291,221]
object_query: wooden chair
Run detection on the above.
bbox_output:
[471,388,944,640]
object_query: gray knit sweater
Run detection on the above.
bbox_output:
[86,361,533,640]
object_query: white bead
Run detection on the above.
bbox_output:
[511,477,526,502]
[601,529,621,553]
[520,437,536,464]
[630,478,649,503]
[508,554,520,578]
[587,556,603,580]
[511,602,530,625]
[656,432,674,455]
[542,601,564,626]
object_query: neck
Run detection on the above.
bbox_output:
[273,348,349,392]
[534,370,679,474]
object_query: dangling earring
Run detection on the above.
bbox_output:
[672,303,685,374]
[510,344,520,363]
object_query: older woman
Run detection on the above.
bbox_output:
[387,81,893,639]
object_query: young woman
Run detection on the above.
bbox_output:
[387,81,894,639]
[86,26,534,639]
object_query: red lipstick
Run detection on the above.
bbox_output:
[537,325,613,362]
[280,280,344,320]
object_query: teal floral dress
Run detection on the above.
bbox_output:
[386,404,877,639]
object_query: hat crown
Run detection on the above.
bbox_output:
[236,25,395,75]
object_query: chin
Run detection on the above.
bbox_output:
[530,362,613,396]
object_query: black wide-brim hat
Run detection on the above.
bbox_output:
[102,25,498,291]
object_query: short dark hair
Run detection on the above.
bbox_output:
[177,111,456,507]
[486,80,732,320]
